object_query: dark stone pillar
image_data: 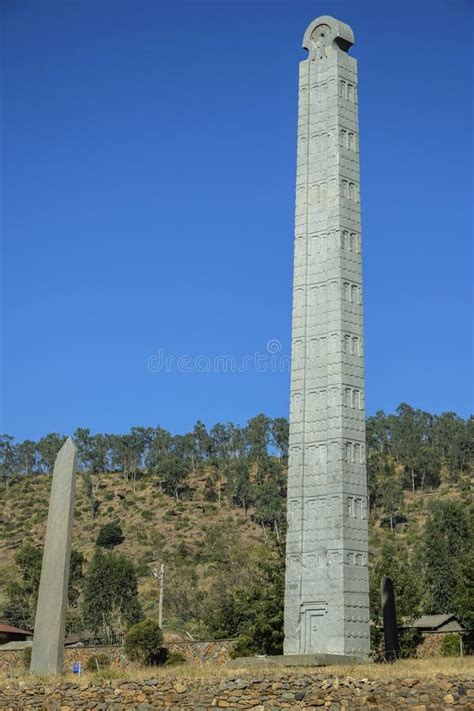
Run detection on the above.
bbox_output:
[380,575,400,661]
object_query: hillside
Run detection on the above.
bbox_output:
[0,406,472,655]
[0,469,270,636]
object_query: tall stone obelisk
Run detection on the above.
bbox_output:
[284,16,370,658]
[31,438,77,675]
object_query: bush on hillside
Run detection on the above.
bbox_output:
[124,619,164,665]
[96,522,124,548]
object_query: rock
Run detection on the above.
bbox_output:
[173,682,187,694]
[443,693,455,704]
[440,680,453,691]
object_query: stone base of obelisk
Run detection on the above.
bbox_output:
[228,654,371,669]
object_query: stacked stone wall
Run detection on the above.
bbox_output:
[0,640,236,674]
[0,672,472,709]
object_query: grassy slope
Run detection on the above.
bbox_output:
[0,465,468,631]
[0,469,267,626]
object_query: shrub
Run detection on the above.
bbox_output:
[124,619,164,665]
[136,561,151,578]
[164,651,186,666]
[141,510,153,521]
[96,522,124,548]
[230,635,254,659]
[440,633,462,657]
[85,653,111,672]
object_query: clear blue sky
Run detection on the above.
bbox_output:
[1,0,473,441]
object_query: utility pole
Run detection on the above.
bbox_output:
[153,562,165,628]
[158,563,164,629]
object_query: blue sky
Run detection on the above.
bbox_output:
[1,0,472,441]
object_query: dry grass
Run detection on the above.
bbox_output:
[1,656,473,686]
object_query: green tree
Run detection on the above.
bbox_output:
[206,550,285,655]
[366,410,391,454]
[380,464,404,531]
[74,427,94,470]
[366,449,384,512]
[83,471,100,520]
[245,414,271,462]
[68,550,86,608]
[270,418,289,459]
[153,455,190,501]
[89,433,111,473]
[4,543,84,628]
[37,433,66,473]
[209,422,231,461]
[0,434,17,489]
[3,543,42,628]
[82,549,143,641]
[424,501,472,619]
[453,547,474,630]
[391,404,434,492]
[433,412,467,480]
[17,440,37,477]
[193,420,212,464]
[145,426,173,471]
[226,460,253,514]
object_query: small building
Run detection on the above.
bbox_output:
[411,615,466,657]
[0,621,33,646]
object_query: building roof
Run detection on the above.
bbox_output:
[0,621,32,636]
[412,614,461,630]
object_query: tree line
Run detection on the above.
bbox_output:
[1,404,472,503]
[1,406,473,535]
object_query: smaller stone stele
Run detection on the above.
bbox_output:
[380,575,400,661]
[30,438,77,675]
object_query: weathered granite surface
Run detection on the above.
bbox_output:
[284,15,369,657]
[0,673,472,709]
[30,438,77,675]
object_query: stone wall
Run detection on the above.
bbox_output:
[0,640,235,674]
[167,640,236,664]
[416,633,458,658]
[0,673,472,709]
[0,647,122,675]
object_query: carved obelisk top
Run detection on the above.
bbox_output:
[302,15,354,56]
[30,437,77,675]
